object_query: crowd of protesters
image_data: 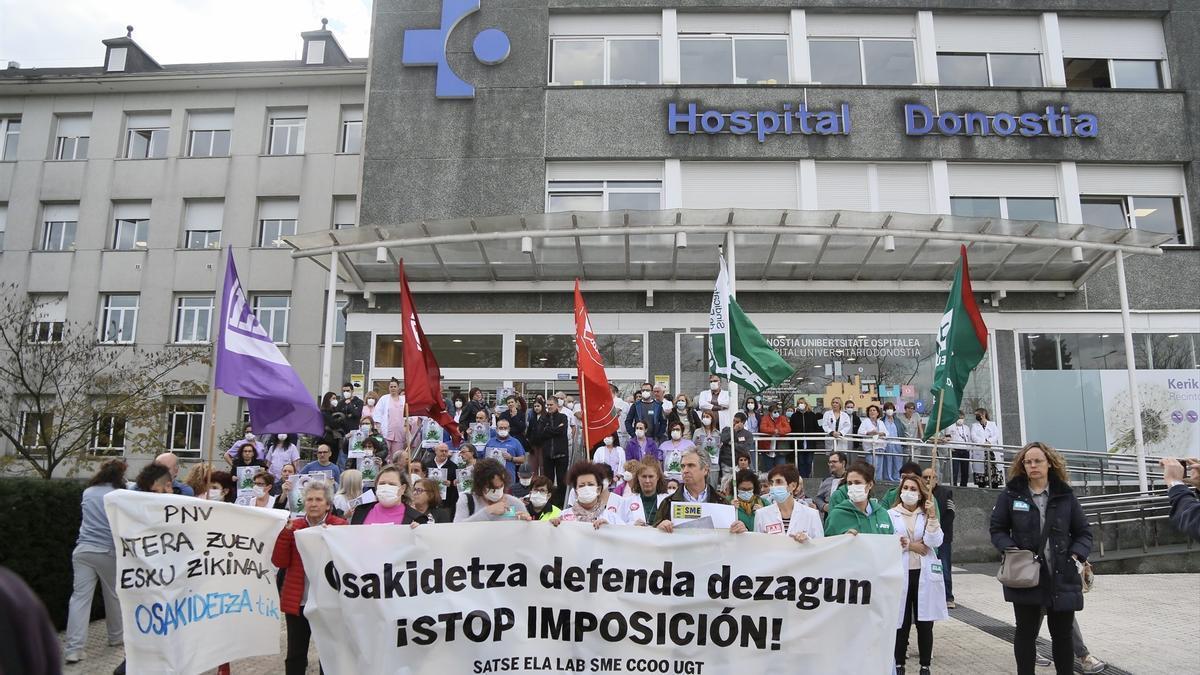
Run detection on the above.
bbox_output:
[56,378,1200,675]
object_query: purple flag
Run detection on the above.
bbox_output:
[215,248,324,436]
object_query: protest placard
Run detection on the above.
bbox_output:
[104,491,288,675]
[296,522,903,675]
[670,501,737,529]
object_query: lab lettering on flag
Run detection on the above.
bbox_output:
[708,255,795,393]
[574,279,620,447]
[399,260,461,443]
[215,247,323,435]
[922,245,989,440]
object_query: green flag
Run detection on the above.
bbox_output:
[709,256,795,393]
[923,245,989,440]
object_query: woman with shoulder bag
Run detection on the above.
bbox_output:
[989,441,1092,675]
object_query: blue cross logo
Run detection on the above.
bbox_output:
[401,0,511,99]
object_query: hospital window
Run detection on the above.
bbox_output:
[950,197,1058,222]
[809,38,917,86]
[1080,196,1187,245]
[1065,59,1164,89]
[550,37,660,85]
[546,180,662,212]
[679,35,788,85]
[937,53,1043,87]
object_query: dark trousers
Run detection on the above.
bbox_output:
[895,568,933,668]
[796,451,814,478]
[546,454,569,505]
[952,449,970,487]
[939,539,954,600]
[1013,604,1074,675]
[285,611,323,675]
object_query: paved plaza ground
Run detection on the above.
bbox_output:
[62,564,1198,674]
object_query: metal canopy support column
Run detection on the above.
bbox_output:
[319,251,340,396]
[1115,251,1148,493]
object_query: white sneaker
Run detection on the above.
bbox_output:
[1078,655,1106,674]
[64,653,82,664]
[1035,655,1052,667]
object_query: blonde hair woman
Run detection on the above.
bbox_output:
[333,469,363,519]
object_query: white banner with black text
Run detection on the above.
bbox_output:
[296,521,904,674]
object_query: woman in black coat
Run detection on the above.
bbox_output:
[990,441,1092,675]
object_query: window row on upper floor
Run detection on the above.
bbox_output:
[541,161,1192,245]
[0,105,362,163]
[548,12,1170,89]
[0,196,357,254]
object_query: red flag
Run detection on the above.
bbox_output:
[399,261,461,444]
[574,279,620,448]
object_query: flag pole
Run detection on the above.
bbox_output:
[929,393,945,472]
[724,233,739,416]
[577,283,590,453]
[204,247,231,471]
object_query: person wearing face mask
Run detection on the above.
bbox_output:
[942,412,973,488]
[361,390,378,421]
[758,404,792,471]
[756,464,825,543]
[350,465,412,525]
[625,382,667,444]
[814,450,849,516]
[538,399,570,498]
[225,424,265,467]
[857,404,888,474]
[788,398,820,478]
[899,401,924,462]
[667,395,701,439]
[203,471,236,504]
[887,474,946,675]
[612,460,640,496]
[373,378,407,460]
[336,382,364,434]
[697,375,733,430]
[658,422,697,481]
[524,475,562,521]
[624,420,661,464]
[497,396,529,450]
[821,397,854,456]
[692,412,722,485]
[970,407,1002,488]
[591,435,627,489]
[422,442,458,508]
[552,462,628,528]
[878,403,906,483]
[459,387,490,429]
[741,396,762,432]
[249,472,276,509]
[264,433,301,481]
[731,469,770,531]
[408,478,449,525]
[300,444,342,485]
[483,418,527,483]
[719,413,755,487]
[845,401,863,454]
[824,461,895,536]
[456,459,532,522]
[273,480,347,675]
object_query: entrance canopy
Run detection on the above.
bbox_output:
[285,209,1170,293]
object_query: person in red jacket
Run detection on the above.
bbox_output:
[272,479,347,675]
[758,403,792,471]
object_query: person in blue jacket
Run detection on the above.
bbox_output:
[1161,457,1200,541]
[625,381,666,442]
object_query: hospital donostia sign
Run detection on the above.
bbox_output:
[667,102,1098,142]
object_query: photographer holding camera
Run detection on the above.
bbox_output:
[1161,457,1200,541]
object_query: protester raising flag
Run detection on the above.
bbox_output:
[399,260,461,443]
[923,245,989,440]
[708,255,795,393]
[215,247,323,435]
[574,280,620,447]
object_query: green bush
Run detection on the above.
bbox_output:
[0,477,100,630]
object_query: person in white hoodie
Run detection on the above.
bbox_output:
[754,463,824,543]
[887,473,948,675]
[942,412,973,488]
[970,407,1002,488]
[821,397,854,455]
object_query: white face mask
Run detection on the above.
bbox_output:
[622,471,633,482]
[519,477,531,487]
[845,407,855,414]
[577,485,599,503]
[244,432,256,441]
[342,391,352,399]
[635,429,646,439]
[771,412,781,419]
[276,433,287,441]
[701,416,712,426]
[746,402,756,410]
[557,399,566,408]
[530,492,549,508]
[667,487,677,496]
[641,391,652,400]
[603,436,613,447]
[671,430,682,441]
[602,479,610,492]
[207,487,223,501]
[710,382,720,391]
[366,397,376,406]
[376,484,401,506]
[409,474,422,485]
[900,491,919,507]
[885,409,895,416]
[497,429,509,438]
[485,487,504,502]
[675,400,686,410]
[360,424,371,433]
[956,419,965,426]
[252,486,266,498]
[454,401,463,409]
[847,484,868,503]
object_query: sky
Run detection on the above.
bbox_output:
[0,0,373,68]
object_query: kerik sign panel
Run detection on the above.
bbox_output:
[297,522,904,675]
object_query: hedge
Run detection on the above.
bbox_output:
[0,477,105,630]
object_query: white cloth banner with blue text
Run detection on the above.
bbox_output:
[297,521,904,675]
[104,491,288,675]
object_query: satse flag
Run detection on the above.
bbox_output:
[708,255,795,393]
[923,245,989,439]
